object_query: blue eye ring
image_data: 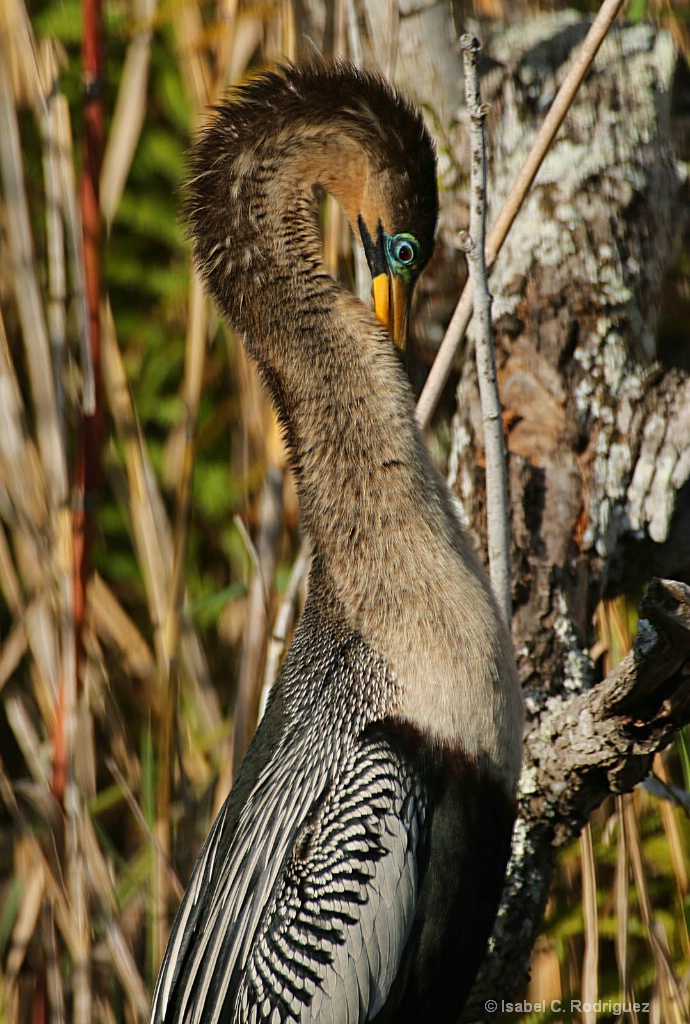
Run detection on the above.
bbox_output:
[386,232,420,270]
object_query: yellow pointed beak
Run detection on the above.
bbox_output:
[372,272,411,353]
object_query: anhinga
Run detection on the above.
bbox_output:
[151,62,523,1024]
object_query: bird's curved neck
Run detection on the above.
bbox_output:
[204,138,433,581]
[193,110,523,788]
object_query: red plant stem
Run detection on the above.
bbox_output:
[57,0,105,810]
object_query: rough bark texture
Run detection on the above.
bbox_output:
[439,13,690,1018]
[457,16,687,684]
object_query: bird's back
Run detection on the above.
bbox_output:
[152,565,513,1024]
[152,567,414,1022]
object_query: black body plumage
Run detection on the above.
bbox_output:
[151,62,522,1024]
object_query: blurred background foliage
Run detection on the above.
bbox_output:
[0,0,689,1022]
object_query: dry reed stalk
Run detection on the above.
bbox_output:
[100,0,157,228]
[623,797,688,1024]
[0,291,65,799]
[101,304,216,721]
[106,758,183,900]
[599,601,641,1022]
[525,929,562,1010]
[75,0,105,684]
[50,71,94,416]
[599,602,638,1020]
[0,761,81,967]
[0,316,49,561]
[223,3,296,771]
[580,822,599,1023]
[153,269,209,951]
[41,901,66,1024]
[103,922,150,1020]
[259,537,311,722]
[0,511,23,616]
[165,272,208,678]
[173,0,211,107]
[102,306,173,661]
[89,574,156,690]
[615,795,639,1024]
[66,810,91,1024]
[0,16,68,508]
[69,806,150,1018]
[652,753,690,963]
[5,840,45,1008]
[0,621,27,693]
[232,471,284,773]
[34,79,90,1024]
[37,38,82,814]
[346,9,370,306]
[4,693,49,794]
[213,0,239,90]
[40,39,68,430]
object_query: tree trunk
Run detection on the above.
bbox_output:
[429,12,690,1017]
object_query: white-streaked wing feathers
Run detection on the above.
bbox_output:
[151,732,331,1024]
[236,736,426,1023]
[150,730,425,1024]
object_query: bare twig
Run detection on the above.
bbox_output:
[416,0,628,430]
[459,35,511,624]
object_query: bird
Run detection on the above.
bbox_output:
[150,61,523,1024]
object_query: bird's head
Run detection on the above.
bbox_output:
[275,63,439,353]
[357,215,429,354]
[317,67,439,353]
[187,62,438,353]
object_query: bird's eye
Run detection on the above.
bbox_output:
[387,233,419,270]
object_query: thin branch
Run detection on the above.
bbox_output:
[459,35,511,625]
[416,0,628,430]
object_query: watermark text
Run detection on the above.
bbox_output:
[484,998,650,1016]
